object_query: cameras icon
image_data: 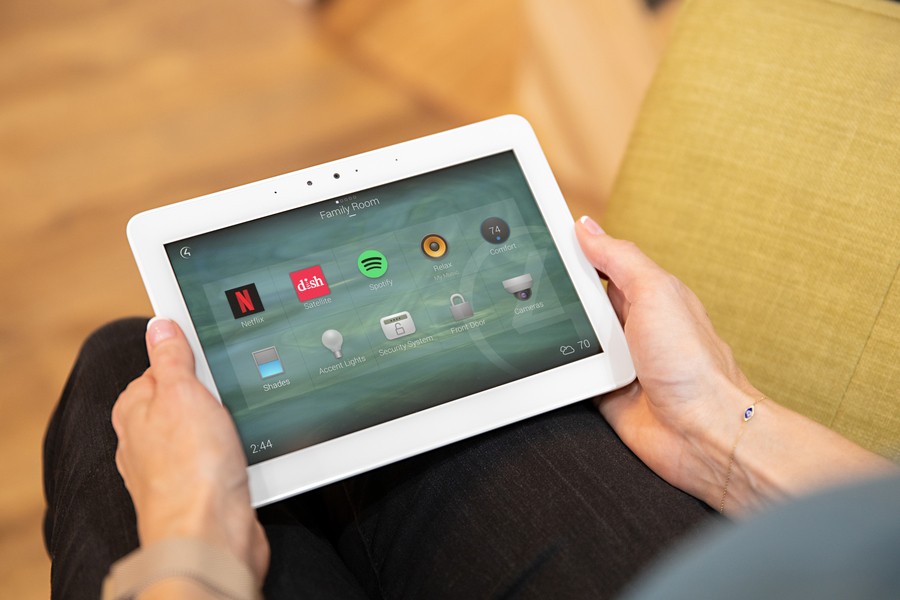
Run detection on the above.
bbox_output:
[502,274,534,301]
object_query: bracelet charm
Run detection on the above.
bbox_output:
[720,396,766,515]
[743,405,756,421]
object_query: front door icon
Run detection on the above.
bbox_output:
[449,293,474,321]
[380,311,416,340]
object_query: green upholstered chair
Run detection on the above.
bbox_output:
[602,0,900,459]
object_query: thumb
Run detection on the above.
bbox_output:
[145,318,196,384]
[575,216,663,300]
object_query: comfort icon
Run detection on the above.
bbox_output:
[449,293,474,321]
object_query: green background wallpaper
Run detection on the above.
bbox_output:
[167,151,600,465]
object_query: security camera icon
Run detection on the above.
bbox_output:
[502,274,534,301]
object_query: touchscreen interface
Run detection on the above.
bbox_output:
[166,151,601,465]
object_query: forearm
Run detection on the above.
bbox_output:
[706,385,898,516]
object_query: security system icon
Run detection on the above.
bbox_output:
[357,250,388,278]
[381,311,416,340]
[449,293,474,321]
[480,217,510,244]
[421,233,448,259]
[502,273,534,301]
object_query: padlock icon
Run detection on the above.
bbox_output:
[449,293,474,321]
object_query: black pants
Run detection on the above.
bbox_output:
[43,318,715,599]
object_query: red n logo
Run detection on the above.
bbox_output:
[235,289,255,314]
[225,284,265,319]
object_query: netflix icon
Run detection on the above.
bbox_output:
[224,283,265,319]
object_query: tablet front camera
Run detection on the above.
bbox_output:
[333,173,340,179]
[307,180,313,186]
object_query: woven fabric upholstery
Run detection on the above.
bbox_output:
[602,0,900,459]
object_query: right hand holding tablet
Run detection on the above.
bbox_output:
[575,216,896,515]
[575,216,760,508]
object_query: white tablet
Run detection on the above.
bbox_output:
[128,115,634,507]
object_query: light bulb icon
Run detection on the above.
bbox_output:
[321,329,344,359]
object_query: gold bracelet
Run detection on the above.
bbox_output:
[719,396,765,515]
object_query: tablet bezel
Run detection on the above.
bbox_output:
[127,115,635,507]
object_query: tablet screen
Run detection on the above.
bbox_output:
[165,151,601,465]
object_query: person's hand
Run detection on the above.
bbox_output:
[112,318,269,583]
[575,216,760,507]
[575,217,898,515]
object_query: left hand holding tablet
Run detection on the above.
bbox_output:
[111,317,269,582]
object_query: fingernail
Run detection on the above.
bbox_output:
[579,215,605,235]
[147,317,176,347]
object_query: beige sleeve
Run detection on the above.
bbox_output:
[102,537,261,600]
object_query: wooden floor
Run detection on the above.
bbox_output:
[0,0,675,596]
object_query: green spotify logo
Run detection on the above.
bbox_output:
[357,250,388,278]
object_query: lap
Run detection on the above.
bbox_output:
[325,402,714,599]
[44,319,714,599]
[43,319,148,598]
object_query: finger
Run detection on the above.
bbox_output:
[575,216,666,301]
[139,365,156,386]
[606,280,630,325]
[679,281,715,327]
[594,380,642,428]
[114,446,128,483]
[145,318,196,385]
[112,376,154,434]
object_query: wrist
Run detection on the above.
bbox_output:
[137,485,260,564]
[137,485,224,546]
[712,391,810,515]
[682,379,764,511]
[693,390,897,517]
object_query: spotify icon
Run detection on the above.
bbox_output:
[357,250,388,278]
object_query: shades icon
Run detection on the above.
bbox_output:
[252,347,285,379]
